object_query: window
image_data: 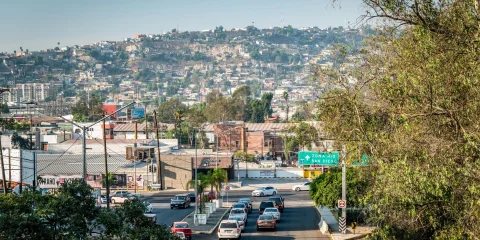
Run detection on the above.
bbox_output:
[264,141,269,147]
[220,223,238,228]
[235,140,239,148]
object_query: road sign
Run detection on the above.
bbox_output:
[224,185,230,191]
[338,199,346,209]
[352,154,370,166]
[298,151,339,166]
[351,222,357,229]
[339,217,346,233]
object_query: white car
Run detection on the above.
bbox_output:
[251,186,277,197]
[292,182,311,191]
[218,220,241,239]
[262,207,281,222]
[229,208,247,223]
[228,215,245,231]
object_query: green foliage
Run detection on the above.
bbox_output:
[71,94,104,122]
[0,103,9,113]
[0,180,176,240]
[11,132,33,149]
[314,1,480,238]
[309,168,368,208]
[286,122,319,150]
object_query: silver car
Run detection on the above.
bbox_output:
[228,215,245,231]
[262,207,281,222]
[218,220,241,239]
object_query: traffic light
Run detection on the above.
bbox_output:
[148,165,157,173]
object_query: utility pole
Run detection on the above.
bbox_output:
[0,134,7,194]
[341,145,347,234]
[153,110,163,190]
[8,148,11,189]
[134,143,137,195]
[82,126,87,180]
[103,118,110,209]
[215,135,219,169]
[194,127,198,225]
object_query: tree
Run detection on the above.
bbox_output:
[157,98,187,123]
[34,56,44,65]
[71,94,104,122]
[102,172,117,187]
[11,132,33,149]
[282,91,289,122]
[209,168,228,195]
[286,122,320,151]
[185,172,210,213]
[314,0,480,238]
[0,103,9,113]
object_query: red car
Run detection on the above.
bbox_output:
[170,222,192,240]
[197,191,217,201]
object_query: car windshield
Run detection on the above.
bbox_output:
[233,204,244,208]
[173,196,185,200]
[231,209,244,214]
[265,208,277,212]
[259,215,274,220]
[174,223,189,228]
[239,198,250,202]
[220,222,238,228]
[256,187,265,190]
[239,201,249,205]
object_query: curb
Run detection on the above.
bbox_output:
[180,207,230,235]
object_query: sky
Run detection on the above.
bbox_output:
[1,0,365,53]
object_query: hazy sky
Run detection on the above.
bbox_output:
[1,0,365,53]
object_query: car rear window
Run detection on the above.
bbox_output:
[173,196,185,200]
[268,198,282,204]
[265,208,277,212]
[259,215,274,220]
[220,223,237,228]
[260,202,274,208]
[239,201,249,205]
[231,209,244,214]
[228,216,243,221]
[174,223,189,228]
[233,204,244,208]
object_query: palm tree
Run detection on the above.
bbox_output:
[185,172,210,213]
[102,172,117,187]
[210,168,228,194]
[282,91,289,122]
[25,49,29,55]
[57,42,60,47]
[13,50,16,56]
[19,47,23,54]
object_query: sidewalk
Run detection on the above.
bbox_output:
[316,206,374,240]
[181,207,230,234]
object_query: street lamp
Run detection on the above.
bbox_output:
[60,102,136,181]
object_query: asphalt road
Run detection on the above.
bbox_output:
[145,189,330,239]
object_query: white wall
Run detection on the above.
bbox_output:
[0,149,35,185]
[235,168,303,178]
[72,122,104,140]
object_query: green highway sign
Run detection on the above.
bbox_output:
[352,154,370,166]
[298,151,339,166]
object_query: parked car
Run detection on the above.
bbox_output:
[170,222,192,240]
[111,190,131,196]
[100,195,109,204]
[232,203,249,215]
[143,201,153,213]
[170,194,191,209]
[111,192,136,204]
[292,182,311,191]
[238,200,252,213]
[259,201,276,214]
[268,196,285,212]
[251,186,277,197]
[144,213,157,225]
[229,208,248,223]
[197,191,217,201]
[218,220,241,239]
[256,214,276,230]
[228,215,245,232]
[262,207,281,222]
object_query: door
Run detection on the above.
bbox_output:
[302,182,311,191]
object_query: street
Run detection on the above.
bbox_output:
[144,189,330,239]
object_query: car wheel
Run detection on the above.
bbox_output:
[256,226,259,231]
[260,192,264,197]
[295,187,300,191]
[170,207,173,209]
[272,191,276,195]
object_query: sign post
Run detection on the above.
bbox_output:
[224,185,230,206]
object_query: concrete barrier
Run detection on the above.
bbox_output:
[235,168,303,178]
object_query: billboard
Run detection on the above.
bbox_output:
[131,108,145,119]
